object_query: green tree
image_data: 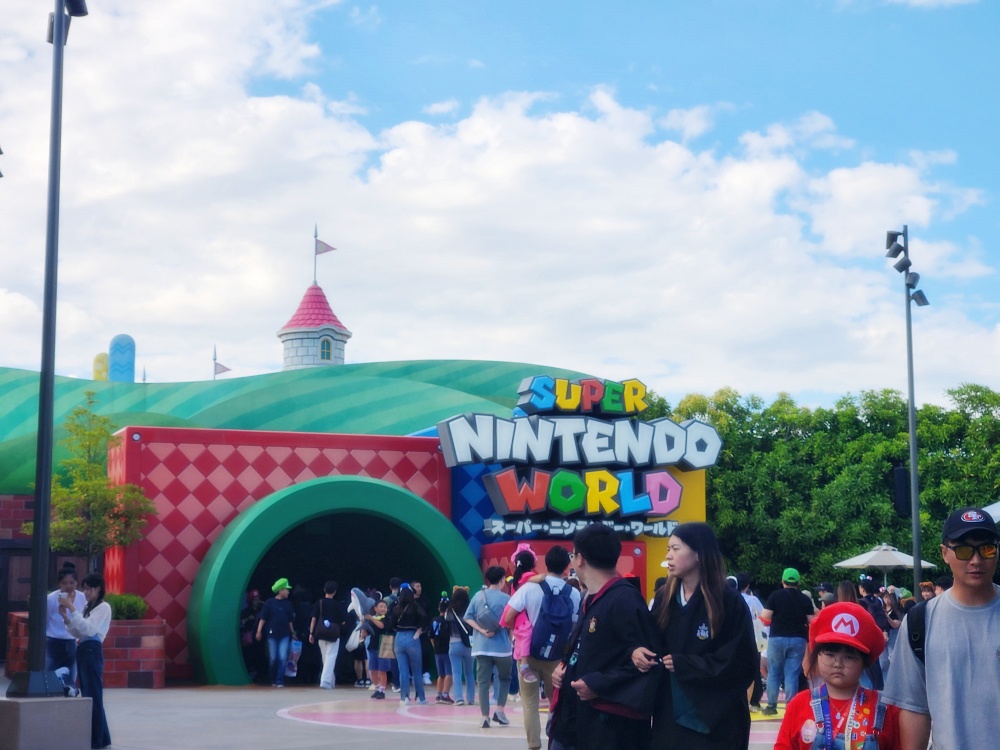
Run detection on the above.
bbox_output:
[23,391,156,569]
[638,389,671,421]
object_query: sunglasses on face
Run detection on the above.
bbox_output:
[944,541,998,561]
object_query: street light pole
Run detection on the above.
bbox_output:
[886,225,930,596]
[6,0,88,698]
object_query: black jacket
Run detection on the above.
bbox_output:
[549,577,662,750]
[649,586,758,749]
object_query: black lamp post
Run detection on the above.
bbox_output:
[885,225,930,596]
[6,0,89,698]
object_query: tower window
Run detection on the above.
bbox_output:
[320,338,332,361]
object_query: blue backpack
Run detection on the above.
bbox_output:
[529,581,575,660]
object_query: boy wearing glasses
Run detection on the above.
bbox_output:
[883,507,1000,750]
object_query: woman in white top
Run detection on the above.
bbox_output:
[61,572,112,749]
[47,564,87,694]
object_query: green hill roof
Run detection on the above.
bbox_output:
[0,360,591,494]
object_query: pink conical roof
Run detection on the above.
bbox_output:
[280,285,349,331]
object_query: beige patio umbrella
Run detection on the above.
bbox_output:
[833,543,936,588]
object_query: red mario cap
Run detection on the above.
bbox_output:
[809,602,885,660]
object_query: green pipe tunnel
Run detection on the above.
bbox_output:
[189,476,483,685]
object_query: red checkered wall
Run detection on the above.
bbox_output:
[108,426,450,679]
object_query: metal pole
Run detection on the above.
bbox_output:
[7,0,69,698]
[902,225,923,595]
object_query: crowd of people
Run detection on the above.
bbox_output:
[228,505,998,750]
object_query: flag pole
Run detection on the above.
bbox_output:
[313,224,318,284]
[212,345,217,381]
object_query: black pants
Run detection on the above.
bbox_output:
[78,640,112,749]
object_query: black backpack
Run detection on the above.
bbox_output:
[529,581,575,660]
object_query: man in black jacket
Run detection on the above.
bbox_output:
[549,524,660,750]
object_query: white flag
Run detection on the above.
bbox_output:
[315,238,336,255]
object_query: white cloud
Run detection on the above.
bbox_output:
[0,2,993,408]
[740,111,855,156]
[423,99,460,116]
[349,5,381,29]
[660,103,734,142]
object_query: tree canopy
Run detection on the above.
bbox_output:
[663,384,1000,591]
[23,391,156,569]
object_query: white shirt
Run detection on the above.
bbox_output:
[47,589,87,640]
[507,575,581,624]
[65,601,112,643]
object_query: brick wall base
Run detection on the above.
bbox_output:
[5,613,166,688]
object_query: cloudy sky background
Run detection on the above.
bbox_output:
[1,0,997,409]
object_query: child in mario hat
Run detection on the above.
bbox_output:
[775,602,901,749]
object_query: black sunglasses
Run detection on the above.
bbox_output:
[944,541,998,561]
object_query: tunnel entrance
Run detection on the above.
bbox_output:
[250,512,450,602]
[188,476,482,685]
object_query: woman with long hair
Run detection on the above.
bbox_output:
[388,585,429,703]
[632,522,758,749]
[445,586,474,705]
[837,580,859,604]
[60,572,112,749]
[47,563,86,695]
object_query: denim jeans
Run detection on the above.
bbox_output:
[395,630,425,701]
[78,640,111,749]
[46,636,78,688]
[449,640,475,703]
[766,635,807,707]
[267,635,291,686]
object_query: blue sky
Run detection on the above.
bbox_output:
[1,0,997,409]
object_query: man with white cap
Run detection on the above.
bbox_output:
[883,507,1000,750]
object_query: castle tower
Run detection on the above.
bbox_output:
[278,284,352,370]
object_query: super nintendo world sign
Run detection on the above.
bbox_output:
[437,376,722,524]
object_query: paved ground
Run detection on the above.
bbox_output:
[0,670,783,749]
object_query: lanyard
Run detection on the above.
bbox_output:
[820,685,859,750]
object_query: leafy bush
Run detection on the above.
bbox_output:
[106,593,149,620]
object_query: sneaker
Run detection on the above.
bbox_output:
[374,691,386,700]
[455,699,466,706]
[364,679,372,686]
[762,705,778,716]
[391,685,401,693]
[400,697,409,704]
[492,710,510,726]
[435,694,442,703]
[67,687,80,698]
[417,698,428,705]
[439,695,455,705]
[749,703,761,713]
[481,718,491,729]
[423,673,432,685]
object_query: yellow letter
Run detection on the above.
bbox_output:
[622,379,648,414]
[584,469,621,515]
